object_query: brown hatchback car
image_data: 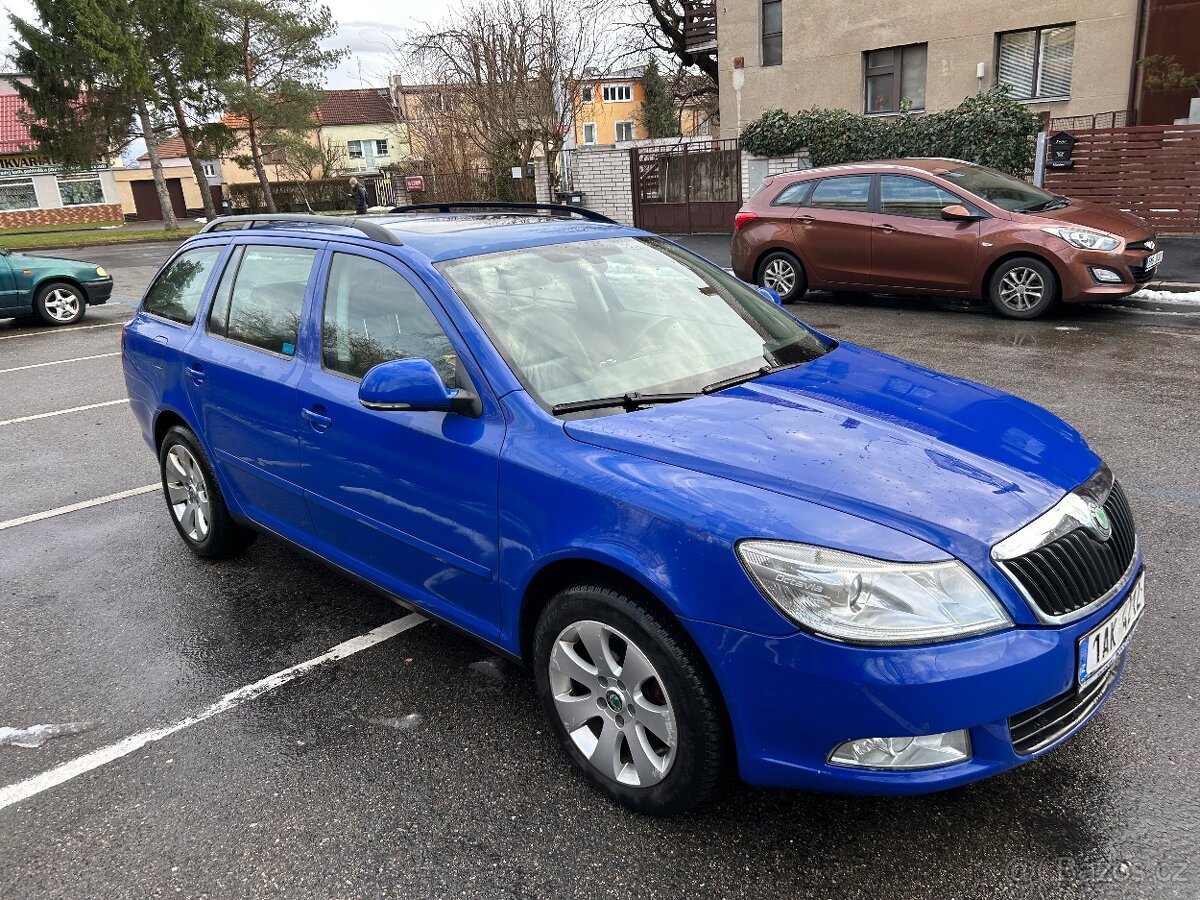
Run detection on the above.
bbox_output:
[731,159,1161,319]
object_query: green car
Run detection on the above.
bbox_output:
[0,249,114,326]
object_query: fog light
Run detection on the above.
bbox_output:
[1089,267,1123,284]
[829,730,971,770]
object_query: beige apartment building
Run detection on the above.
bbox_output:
[710,0,1200,132]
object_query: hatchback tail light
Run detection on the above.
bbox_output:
[734,212,758,231]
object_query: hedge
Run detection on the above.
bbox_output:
[228,178,354,214]
[740,86,1041,176]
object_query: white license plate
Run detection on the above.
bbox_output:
[1078,575,1144,687]
[1146,250,1164,269]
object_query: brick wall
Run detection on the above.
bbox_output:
[0,204,123,229]
[741,151,811,201]
[571,147,634,224]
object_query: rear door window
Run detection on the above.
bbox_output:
[321,252,457,386]
[207,245,317,357]
[806,175,874,212]
[879,175,961,219]
[142,247,222,324]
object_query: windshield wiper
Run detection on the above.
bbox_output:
[551,391,699,415]
[702,365,775,394]
[1023,196,1070,212]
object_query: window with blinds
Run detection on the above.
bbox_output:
[997,24,1075,101]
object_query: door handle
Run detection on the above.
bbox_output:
[798,215,815,225]
[185,363,205,385]
[301,407,333,431]
[876,223,896,233]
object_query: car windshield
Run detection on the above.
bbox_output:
[437,236,831,413]
[940,165,1061,212]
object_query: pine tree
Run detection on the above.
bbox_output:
[639,58,680,139]
[213,0,347,213]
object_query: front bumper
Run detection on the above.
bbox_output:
[82,277,114,305]
[1055,246,1159,303]
[686,563,1142,794]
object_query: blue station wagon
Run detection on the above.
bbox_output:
[122,205,1144,814]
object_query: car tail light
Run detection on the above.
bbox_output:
[734,212,758,231]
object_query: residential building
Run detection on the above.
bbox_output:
[219,87,410,185]
[704,0,1200,132]
[0,75,121,228]
[572,66,716,147]
[113,134,224,221]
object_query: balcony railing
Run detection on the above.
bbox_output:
[682,0,717,52]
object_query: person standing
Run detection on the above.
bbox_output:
[349,177,368,215]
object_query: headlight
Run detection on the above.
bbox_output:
[1042,226,1121,252]
[736,541,1011,645]
[95,266,108,277]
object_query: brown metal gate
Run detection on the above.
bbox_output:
[631,139,741,234]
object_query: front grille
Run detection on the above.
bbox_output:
[1009,657,1122,755]
[1129,263,1156,284]
[1000,482,1137,619]
[1126,239,1154,251]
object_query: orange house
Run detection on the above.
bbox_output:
[572,66,714,146]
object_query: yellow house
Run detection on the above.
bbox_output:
[572,66,715,146]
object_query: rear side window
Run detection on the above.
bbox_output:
[321,253,457,386]
[771,181,812,206]
[208,245,317,357]
[879,175,961,219]
[807,175,873,212]
[142,247,221,324]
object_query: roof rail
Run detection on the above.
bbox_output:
[388,201,618,225]
[198,213,403,245]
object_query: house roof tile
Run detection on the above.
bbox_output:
[136,134,190,161]
[0,93,35,154]
[317,88,398,126]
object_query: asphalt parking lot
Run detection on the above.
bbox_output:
[2,240,1199,899]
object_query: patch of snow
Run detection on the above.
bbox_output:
[366,713,422,732]
[0,722,99,749]
[1132,288,1200,305]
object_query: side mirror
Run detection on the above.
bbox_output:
[756,285,783,306]
[941,204,978,222]
[358,357,482,417]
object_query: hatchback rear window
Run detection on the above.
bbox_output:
[207,245,316,357]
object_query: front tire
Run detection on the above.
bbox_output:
[988,257,1058,319]
[756,250,807,303]
[533,582,728,815]
[158,426,256,559]
[34,282,86,326]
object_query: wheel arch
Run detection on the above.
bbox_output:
[977,249,1063,300]
[752,245,808,283]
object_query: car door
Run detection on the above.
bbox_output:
[791,174,874,285]
[296,248,503,640]
[871,174,980,292]
[0,253,19,312]
[181,238,322,546]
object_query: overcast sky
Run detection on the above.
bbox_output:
[1,0,433,88]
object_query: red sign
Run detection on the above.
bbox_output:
[405,175,426,192]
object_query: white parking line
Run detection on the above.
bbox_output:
[0,398,129,427]
[0,484,159,532]
[0,613,427,812]
[0,352,120,376]
[0,322,125,341]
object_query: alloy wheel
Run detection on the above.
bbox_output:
[548,620,678,787]
[762,258,797,295]
[165,444,211,542]
[43,288,81,322]
[997,267,1046,312]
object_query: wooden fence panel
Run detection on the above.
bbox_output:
[1043,125,1200,234]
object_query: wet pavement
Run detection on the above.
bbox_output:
[1,242,1199,899]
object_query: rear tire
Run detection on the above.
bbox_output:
[756,251,807,303]
[988,257,1058,319]
[158,425,256,559]
[34,282,86,326]
[533,581,729,815]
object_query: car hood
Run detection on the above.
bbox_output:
[3,252,103,274]
[563,343,1101,559]
[1020,199,1152,240]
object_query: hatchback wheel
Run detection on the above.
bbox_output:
[34,282,86,326]
[159,426,256,559]
[988,257,1058,319]
[756,251,807,303]
[533,582,728,815]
